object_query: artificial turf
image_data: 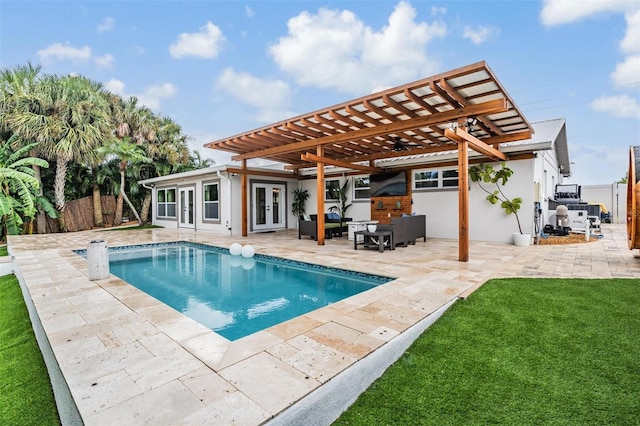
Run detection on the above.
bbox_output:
[335,278,640,425]
[0,274,60,425]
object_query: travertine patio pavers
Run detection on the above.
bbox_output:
[8,224,639,425]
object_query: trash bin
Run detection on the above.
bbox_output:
[87,240,109,280]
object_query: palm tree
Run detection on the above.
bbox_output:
[0,63,49,232]
[0,138,56,239]
[98,138,151,225]
[5,74,111,231]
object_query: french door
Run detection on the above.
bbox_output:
[179,187,195,228]
[252,183,286,231]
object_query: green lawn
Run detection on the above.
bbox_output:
[0,275,60,425]
[0,246,8,256]
[335,278,640,425]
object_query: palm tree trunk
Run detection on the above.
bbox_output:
[141,192,152,223]
[54,158,68,231]
[114,192,124,226]
[33,164,47,234]
[114,170,125,226]
[92,184,103,227]
[122,191,143,225]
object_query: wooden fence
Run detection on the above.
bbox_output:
[46,195,117,233]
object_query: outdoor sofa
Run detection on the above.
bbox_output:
[377,214,426,247]
[298,213,352,240]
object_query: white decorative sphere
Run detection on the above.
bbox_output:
[241,244,255,258]
[229,243,242,256]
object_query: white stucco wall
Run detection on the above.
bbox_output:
[146,155,564,244]
[411,159,537,244]
[150,170,298,236]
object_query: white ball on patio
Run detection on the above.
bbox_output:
[241,244,255,258]
[229,243,242,256]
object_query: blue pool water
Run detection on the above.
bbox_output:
[78,242,393,341]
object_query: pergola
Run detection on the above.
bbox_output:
[205,61,533,262]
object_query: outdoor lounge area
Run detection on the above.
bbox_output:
[8,224,639,425]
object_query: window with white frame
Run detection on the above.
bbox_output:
[413,168,459,190]
[325,179,340,201]
[157,188,176,218]
[203,182,220,220]
[353,176,370,199]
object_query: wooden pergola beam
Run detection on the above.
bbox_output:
[301,152,383,173]
[232,99,508,161]
[445,127,508,161]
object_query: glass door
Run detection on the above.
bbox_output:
[179,187,195,228]
[252,183,285,231]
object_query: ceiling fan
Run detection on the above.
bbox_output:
[391,137,420,152]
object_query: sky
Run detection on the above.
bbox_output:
[1,0,639,185]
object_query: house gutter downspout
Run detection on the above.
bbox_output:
[141,183,155,224]
[217,170,233,236]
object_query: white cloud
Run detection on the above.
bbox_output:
[137,83,177,110]
[590,94,640,119]
[104,78,125,95]
[169,22,226,59]
[37,42,92,64]
[540,0,631,27]
[103,79,177,111]
[463,25,500,45]
[611,55,640,87]
[540,1,640,120]
[246,5,255,18]
[94,53,114,68]
[97,17,115,32]
[621,8,640,54]
[216,67,295,123]
[268,1,446,95]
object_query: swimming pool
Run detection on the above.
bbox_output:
[78,241,393,341]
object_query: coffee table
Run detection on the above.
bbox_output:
[353,230,395,253]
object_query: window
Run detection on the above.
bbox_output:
[157,188,176,218]
[414,171,439,189]
[325,179,340,201]
[442,169,459,187]
[203,182,219,220]
[413,168,459,190]
[353,176,370,199]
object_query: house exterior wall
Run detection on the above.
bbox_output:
[146,154,563,244]
[150,171,298,235]
[298,157,554,244]
[411,159,537,244]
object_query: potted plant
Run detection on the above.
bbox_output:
[469,162,530,246]
[292,188,310,224]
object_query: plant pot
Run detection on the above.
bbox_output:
[513,233,531,247]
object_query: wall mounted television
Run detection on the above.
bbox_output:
[370,171,407,197]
